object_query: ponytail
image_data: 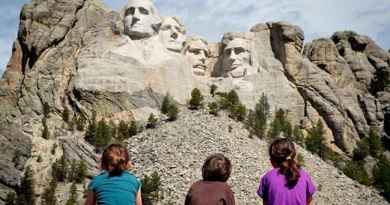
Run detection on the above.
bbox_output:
[101,144,130,175]
[269,138,301,188]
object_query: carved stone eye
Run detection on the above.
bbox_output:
[161,25,171,30]
[125,7,135,16]
[225,48,232,56]
[234,47,245,55]
[139,7,149,15]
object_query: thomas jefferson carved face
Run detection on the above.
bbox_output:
[222,38,252,78]
[123,0,161,39]
[184,38,209,76]
[160,17,186,52]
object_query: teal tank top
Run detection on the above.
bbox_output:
[88,171,141,205]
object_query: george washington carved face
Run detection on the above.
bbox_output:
[123,0,161,39]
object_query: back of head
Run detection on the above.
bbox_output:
[202,154,232,182]
[101,144,130,175]
[269,138,301,188]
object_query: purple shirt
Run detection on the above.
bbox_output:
[257,168,316,205]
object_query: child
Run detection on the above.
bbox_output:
[257,138,316,205]
[185,153,235,205]
[85,144,142,205]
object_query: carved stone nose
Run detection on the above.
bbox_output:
[171,32,178,39]
[131,17,140,26]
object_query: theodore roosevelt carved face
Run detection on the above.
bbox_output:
[160,17,186,52]
[184,38,209,76]
[123,0,161,39]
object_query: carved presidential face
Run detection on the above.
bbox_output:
[222,38,252,78]
[160,17,186,52]
[123,0,161,39]
[184,39,209,76]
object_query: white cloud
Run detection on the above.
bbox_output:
[1,0,390,75]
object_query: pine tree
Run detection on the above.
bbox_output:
[231,103,247,121]
[117,120,129,141]
[227,90,240,107]
[42,123,50,139]
[189,88,204,110]
[367,128,383,158]
[210,84,218,97]
[5,192,15,205]
[75,160,87,184]
[76,116,85,131]
[146,113,158,129]
[65,183,78,205]
[161,93,172,115]
[305,120,326,157]
[208,102,220,116]
[292,125,304,145]
[374,156,390,201]
[85,112,97,146]
[267,109,293,139]
[52,155,68,182]
[128,121,138,137]
[62,107,70,123]
[41,178,57,205]
[68,159,77,182]
[16,166,35,205]
[96,119,111,148]
[141,171,162,205]
[246,94,270,138]
[167,102,179,121]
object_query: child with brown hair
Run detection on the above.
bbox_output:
[185,153,235,205]
[257,138,316,205]
[85,144,142,205]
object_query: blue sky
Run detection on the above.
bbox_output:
[1,0,390,74]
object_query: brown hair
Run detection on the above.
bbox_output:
[101,144,130,175]
[269,138,301,188]
[202,153,232,182]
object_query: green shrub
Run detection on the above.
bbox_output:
[267,109,292,139]
[62,107,70,123]
[161,94,172,115]
[42,123,50,139]
[117,120,129,141]
[374,156,390,201]
[5,192,16,205]
[208,102,220,116]
[210,84,218,97]
[95,119,112,148]
[128,121,138,137]
[343,160,370,185]
[189,88,204,110]
[65,183,78,205]
[146,113,158,129]
[167,102,179,121]
[16,166,35,205]
[41,179,57,205]
[141,172,162,205]
[292,125,305,146]
[245,94,270,138]
[305,120,326,157]
[52,155,68,182]
[75,160,87,184]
